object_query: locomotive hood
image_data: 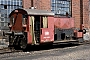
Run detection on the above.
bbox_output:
[9,8,54,17]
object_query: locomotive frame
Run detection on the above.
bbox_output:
[4,9,83,49]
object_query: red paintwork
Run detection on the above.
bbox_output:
[10,11,27,32]
[40,16,54,43]
[27,16,32,44]
[48,17,54,29]
[27,16,30,32]
[27,32,32,44]
[54,18,74,29]
[11,13,23,31]
[27,16,54,44]
[40,28,54,43]
[80,24,84,30]
[74,32,83,38]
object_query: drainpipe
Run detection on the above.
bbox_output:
[31,0,33,7]
[31,0,34,9]
[80,0,83,30]
[88,0,90,41]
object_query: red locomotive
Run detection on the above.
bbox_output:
[4,9,83,49]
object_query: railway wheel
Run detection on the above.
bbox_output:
[8,36,14,47]
[19,36,27,49]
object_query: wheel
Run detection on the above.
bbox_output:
[19,37,27,49]
[8,36,14,47]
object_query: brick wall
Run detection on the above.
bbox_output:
[72,0,89,29]
[22,0,31,9]
[22,0,51,11]
[72,0,81,28]
[22,0,89,29]
[89,1,90,27]
[83,0,89,28]
[33,0,51,11]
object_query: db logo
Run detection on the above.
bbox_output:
[45,31,49,35]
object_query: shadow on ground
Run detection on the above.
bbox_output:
[24,43,80,52]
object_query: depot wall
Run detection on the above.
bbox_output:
[72,0,89,29]
[22,0,89,29]
[22,0,51,11]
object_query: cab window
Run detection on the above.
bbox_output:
[41,16,48,28]
[22,15,27,25]
[10,16,14,25]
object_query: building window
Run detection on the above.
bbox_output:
[22,15,27,25]
[4,5,7,9]
[51,0,71,16]
[1,18,4,22]
[1,22,4,26]
[0,0,22,27]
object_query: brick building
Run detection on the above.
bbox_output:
[0,0,51,29]
[23,0,90,29]
[23,0,51,11]
[0,0,22,29]
[0,0,89,43]
[0,0,89,30]
[72,0,89,29]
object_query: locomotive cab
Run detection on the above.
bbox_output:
[5,9,54,49]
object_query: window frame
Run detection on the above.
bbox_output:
[51,0,71,16]
[41,16,48,28]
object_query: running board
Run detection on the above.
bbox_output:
[53,40,78,44]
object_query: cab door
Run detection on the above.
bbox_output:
[30,15,40,44]
[40,16,54,43]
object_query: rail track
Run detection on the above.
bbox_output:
[0,40,90,54]
[0,47,23,54]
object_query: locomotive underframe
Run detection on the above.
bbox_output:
[7,32,27,49]
[54,28,74,40]
[54,28,83,43]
